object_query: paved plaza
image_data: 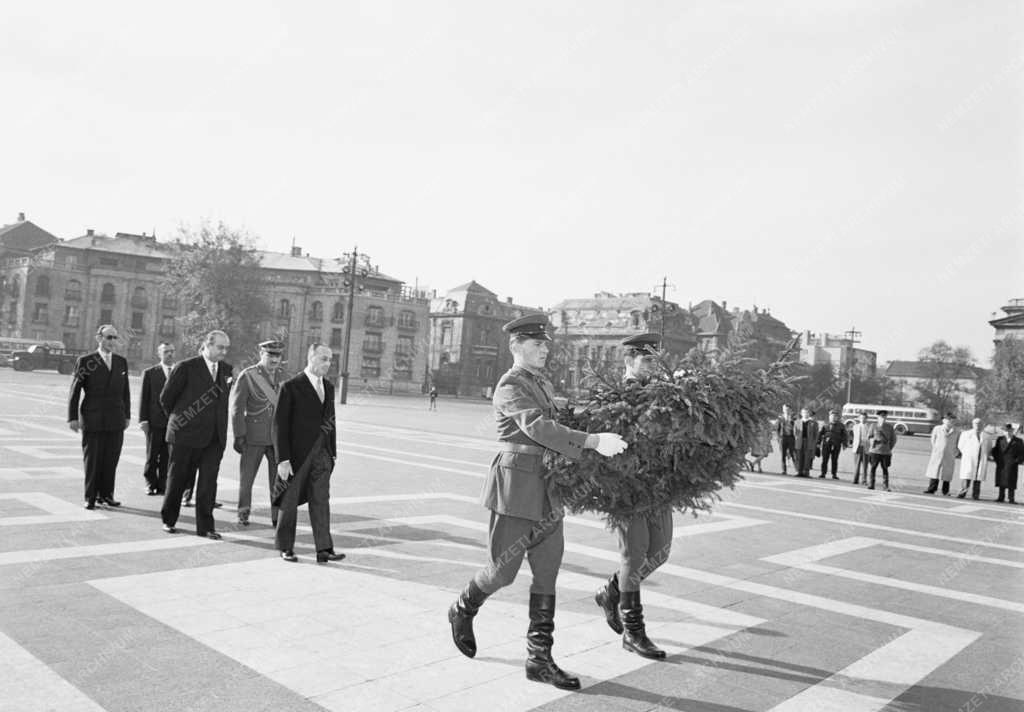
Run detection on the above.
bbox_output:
[1,368,1022,712]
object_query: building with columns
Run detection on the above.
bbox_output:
[990,298,1024,346]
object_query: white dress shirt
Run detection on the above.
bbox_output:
[304,367,324,402]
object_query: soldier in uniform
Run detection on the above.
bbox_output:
[230,340,285,526]
[594,333,670,660]
[447,314,628,690]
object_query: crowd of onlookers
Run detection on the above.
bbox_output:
[743,407,1023,503]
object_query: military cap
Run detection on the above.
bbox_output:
[258,340,285,355]
[502,314,553,341]
[621,332,661,354]
[877,410,889,417]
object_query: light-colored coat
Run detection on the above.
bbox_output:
[850,422,871,452]
[925,424,960,482]
[957,429,994,482]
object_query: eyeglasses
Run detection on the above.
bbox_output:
[103,335,119,340]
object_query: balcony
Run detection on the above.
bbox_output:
[364,313,385,328]
[131,295,149,309]
[362,341,384,354]
[64,290,82,301]
[396,319,418,331]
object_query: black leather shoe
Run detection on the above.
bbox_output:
[316,549,345,563]
[183,498,193,508]
[200,531,222,540]
[281,550,298,562]
[594,574,623,634]
[146,487,159,496]
[213,502,223,509]
[84,501,95,510]
[162,524,176,534]
[100,497,121,507]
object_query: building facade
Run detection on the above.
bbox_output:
[427,281,541,397]
[990,298,1024,345]
[798,330,877,377]
[884,360,987,417]
[0,223,430,391]
[548,292,698,393]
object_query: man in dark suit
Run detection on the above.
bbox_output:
[993,423,1024,504]
[274,343,343,564]
[793,407,820,477]
[139,342,175,495]
[159,330,233,538]
[67,324,130,509]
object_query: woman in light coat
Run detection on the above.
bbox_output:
[956,418,994,500]
[924,413,960,495]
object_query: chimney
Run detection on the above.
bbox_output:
[506,297,513,304]
[86,228,94,236]
[17,212,25,221]
[291,245,302,257]
[722,300,727,310]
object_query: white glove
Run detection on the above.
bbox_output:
[594,432,628,457]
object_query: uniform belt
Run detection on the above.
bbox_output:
[498,442,545,456]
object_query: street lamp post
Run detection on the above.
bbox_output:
[338,247,370,405]
[651,277,677,342]
[843,326,862,404]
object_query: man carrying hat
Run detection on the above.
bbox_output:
[230,340,285,526]
[593,333,671,660]
[448,314,628,691]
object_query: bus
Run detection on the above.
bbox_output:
[841,402,940,436]
[0,337,65,367]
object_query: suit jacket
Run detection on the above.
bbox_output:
[993,435,1024,488]
[793,418,820,452]
[275,372,336,472]
[230,364,280,446]
[160,355,233,448]
[775,415,796,438]
[139,364,170,429]
[818,421,849,447]
[67,352,130,433]
[868,422,898,455]
[481,366,589,520]
[851,422,871,451]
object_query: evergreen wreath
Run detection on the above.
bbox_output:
[545,340,798,529]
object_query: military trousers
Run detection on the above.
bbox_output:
[473,510,564,596]
[617,507,673,592]
[238,443,278,522]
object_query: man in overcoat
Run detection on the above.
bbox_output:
[447,314,627,690]
[992,423,1024,504]
[139,342,175,495]
[793,407,819,477]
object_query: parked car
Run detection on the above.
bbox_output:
[10,344,86,374]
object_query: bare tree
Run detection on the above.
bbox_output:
[914,340,976,415]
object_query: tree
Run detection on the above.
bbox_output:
[786,362,841,415]
[850,374,902,405]
[977,337,1024,422]
[914,341,976,415]
[165,221,270,365]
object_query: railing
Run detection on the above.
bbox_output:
[396,319,418,331]
[362,341,385,354]
[364,314,385,327]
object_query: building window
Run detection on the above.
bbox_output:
[159,315,175,337]
[100,257,118,267]
[131,311,144,331]
[63,305,79,327]
[100,308,112,325]
[131,286,148,309]
[309,326,322,343]
[441,321,452,346]
[64,279,83,301]
[278,299,291,319]
[396,335,414,355]
[10,275,20,296]
[363,332,384,354]
[330,328,343,349]
[127,339,143,360]
[478,325,491,345]
[361,356,381,378]
[332,301,344,322]
[310,301,323,321]
[397,309,417,330]
[365,305,384,327]
[7,301,17,324]
[100,283,116,303]
[32,302,49,323]
[34,275,50,297]
[631,311,641,328]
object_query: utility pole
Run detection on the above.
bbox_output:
[843,326,862,404]
[338,247,370,405]
[651,277,677,342]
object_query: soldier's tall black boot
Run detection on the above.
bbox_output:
[619,590,666,660]
[448,580,489,658]
[594,573,623,634]
[972,481,982,500]
[525,594,580,690]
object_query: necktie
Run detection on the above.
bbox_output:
[315,378,324,402]
[103,353,111,370]
[210,363,217,381]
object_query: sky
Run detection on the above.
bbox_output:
[2,1,1021,365]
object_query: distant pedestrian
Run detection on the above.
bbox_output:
[67,324,130,509]
[160,330,233,538]
[850,412,871,485]
[992,423,1023,504]
[793,407,819,477]
[744,419,772,473]
[923,413,959,495]
[775,405,796,474]
[139,342,175,496]
[867,410,898,491]
[956,418,994,500]
[429,385,438,411]
[817,410,848,479]
[274,343,344,564]
[230,340,284,526]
